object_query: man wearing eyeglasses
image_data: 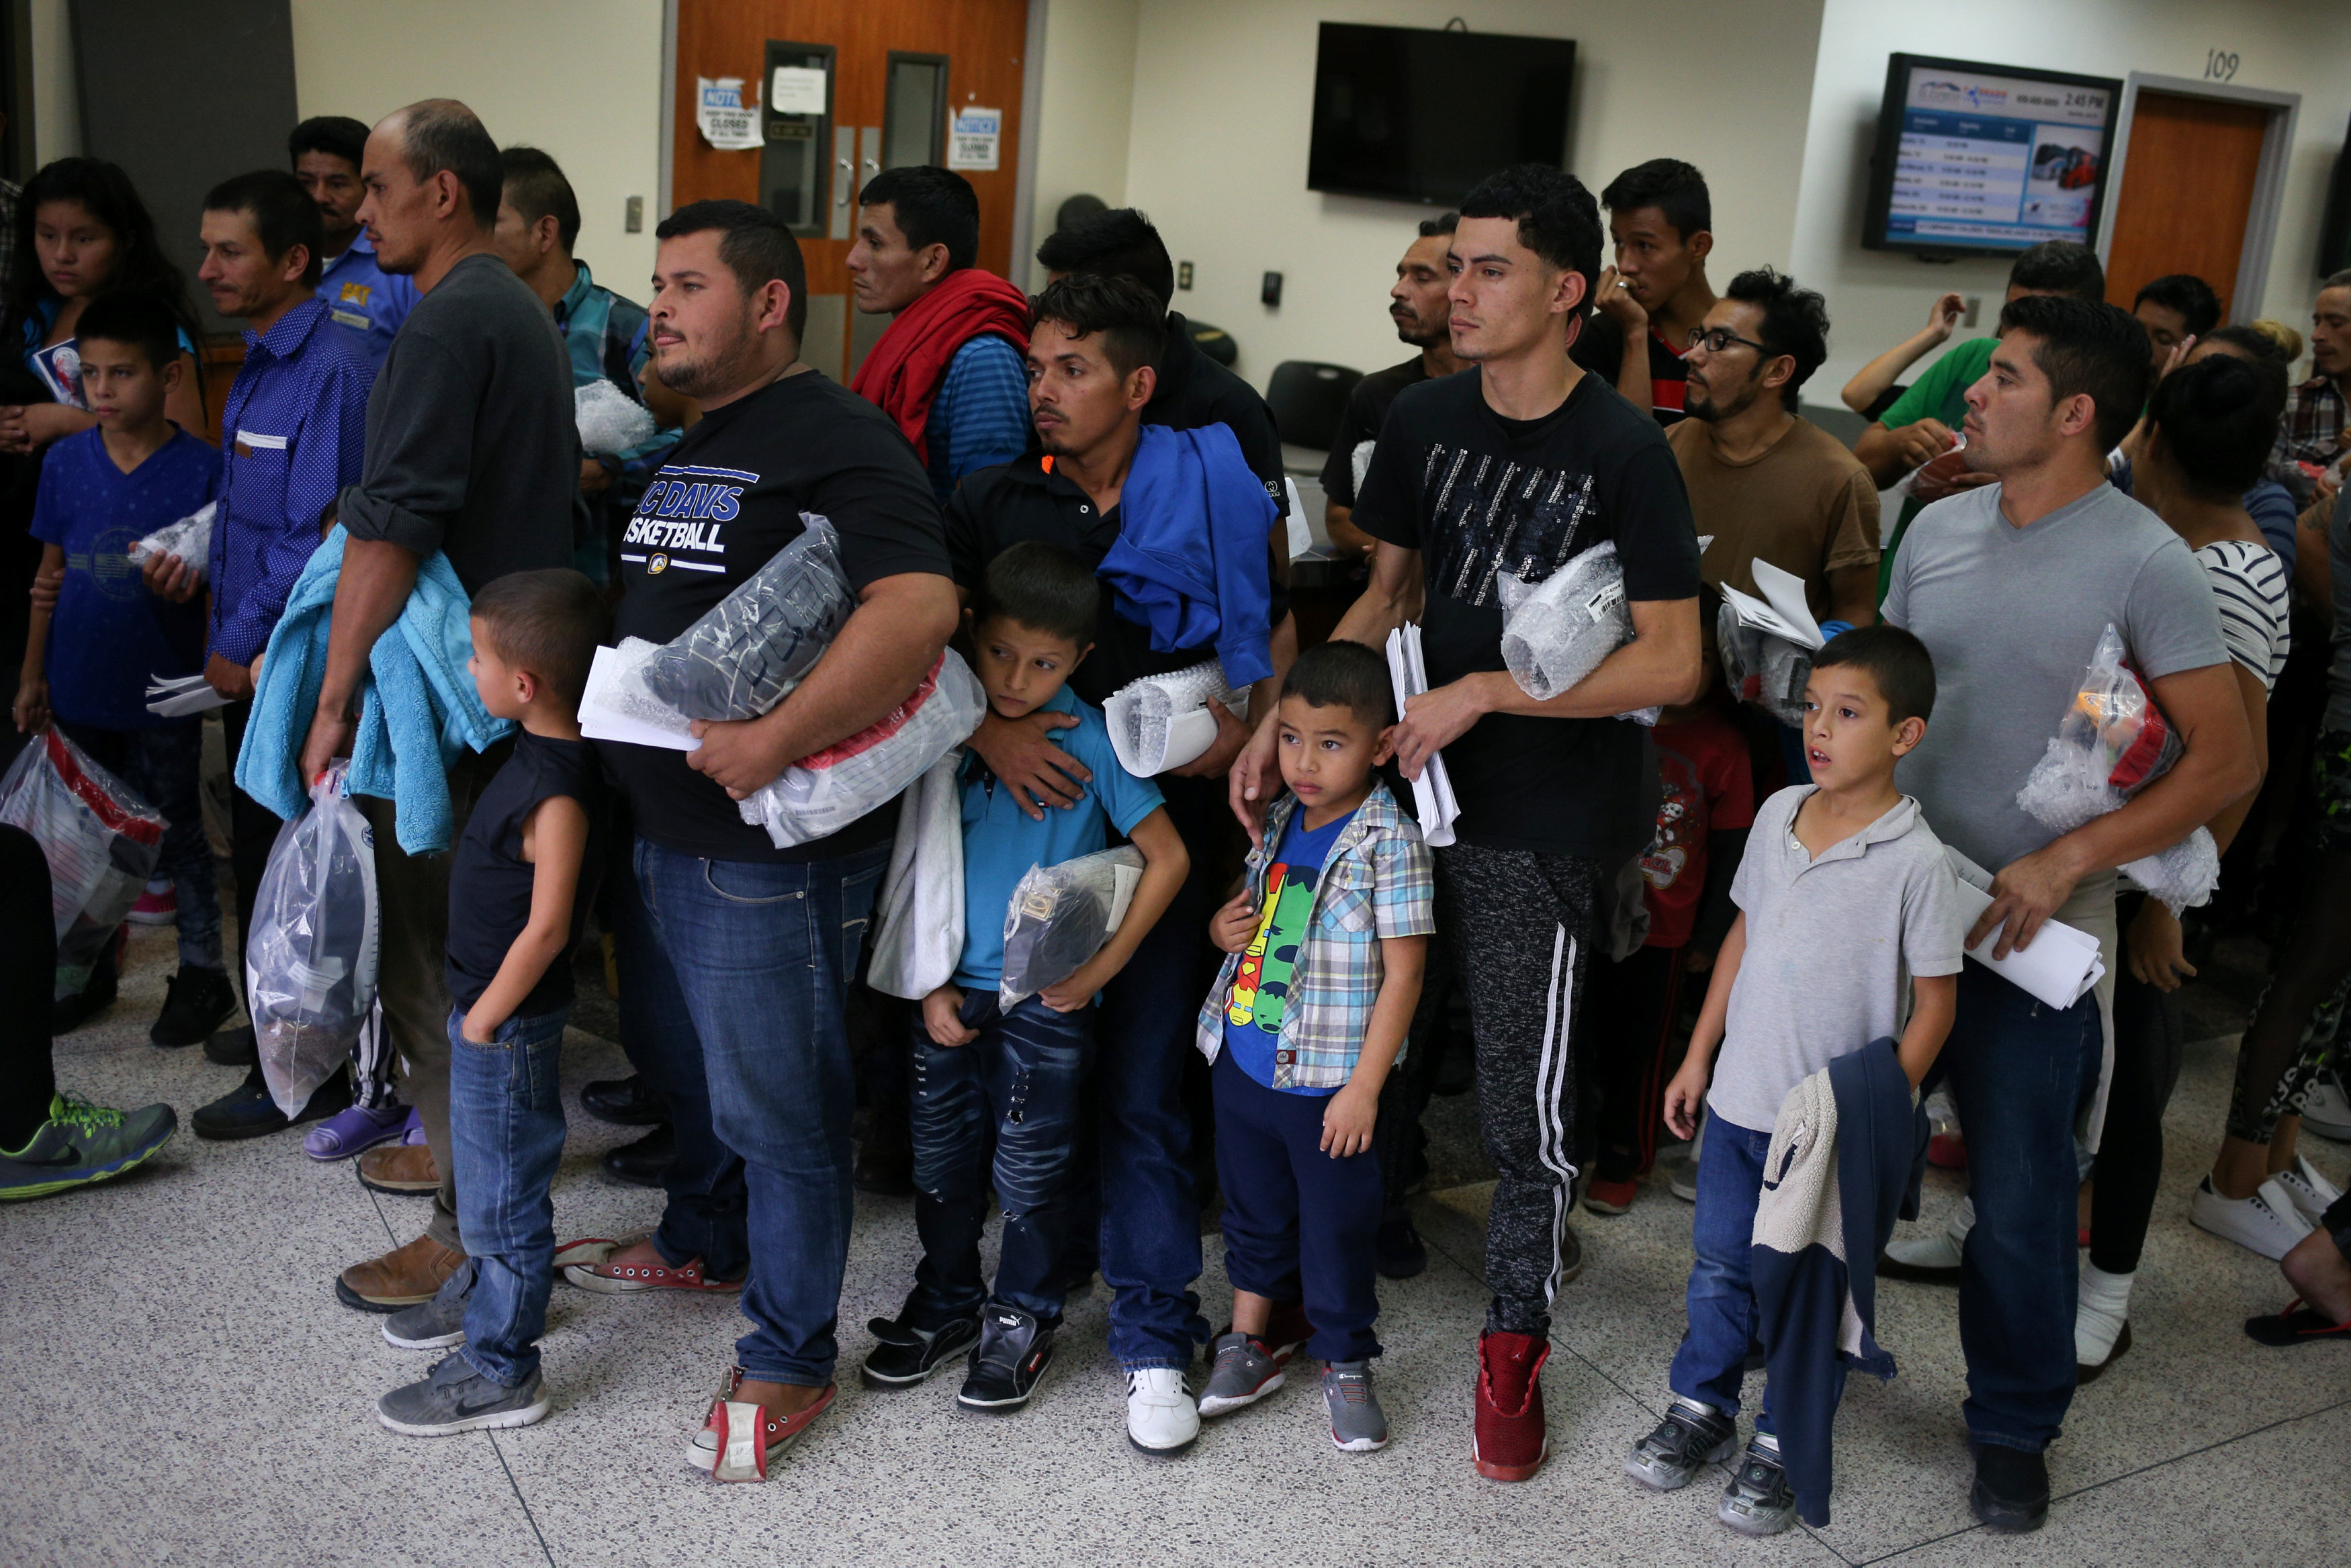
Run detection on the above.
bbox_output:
[1671,268,1880,636]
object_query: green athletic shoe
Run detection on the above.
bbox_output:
[0,1094,177,1201]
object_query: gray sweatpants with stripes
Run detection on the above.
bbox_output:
[1433,842,1604,1340]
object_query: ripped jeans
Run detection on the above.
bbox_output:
[902,988,1094,1328]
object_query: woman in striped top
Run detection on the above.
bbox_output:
[2080,354,2295,1377]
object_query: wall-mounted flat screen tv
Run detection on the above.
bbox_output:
[1308,22,1575,207]
[1863,53,2123,257]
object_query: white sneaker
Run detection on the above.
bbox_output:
[2301,1072,2351,1142]
[2189,1176,2315,1260]
[2273,1155,2344,1224]
[1125,1367,1199,1457]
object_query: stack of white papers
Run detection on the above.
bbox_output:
[1944,849,2106,1009]
[1384,624,1459,847]
[146,672,232,717]
[1718,558,1827,651]
[578,644,699,751]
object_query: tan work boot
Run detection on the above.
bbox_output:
[338,1233,465,1312]
[358,1142,440,1196]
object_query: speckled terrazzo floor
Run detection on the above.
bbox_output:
[4,923,2347,1567]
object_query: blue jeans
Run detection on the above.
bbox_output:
[1669,1115,1834,1430]
[449,1004,570,1387]
[56,717,222,974]
[905,990,1092,1328]
[1934,962,2104,1452]
[623,835,887,1387]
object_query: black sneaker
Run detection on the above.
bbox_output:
[1626,1396,1738,1491]
[1969,1442,2050,1532]
[150,967,236,1048]
[1375,1210,1427,1279]
[1718,1433,1797,1536]
[205,1023,257,1066]
[602,1123,673,1187]
[580,1074,666,1127]
[958,1306,1055,1412]
[191,1064,353,1141]
[860,1312,981,1389]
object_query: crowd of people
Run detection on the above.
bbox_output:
[1,103,2346,1534]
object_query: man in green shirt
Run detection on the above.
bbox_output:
[1850,241,2107,599]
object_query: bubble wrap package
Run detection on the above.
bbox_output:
[2123,825,2220,915]
[127,500,217,578]
[997,844,1146,1009]
[245,765,380,1118]
[738,649,986,849]
[2014,624,2182,835]
[0,727,164,990]
[1495,542,1632,702]
[1104,659,1243,776]
[575,379,659,457]
[643,514,856,720]
[1716,600,1811,727]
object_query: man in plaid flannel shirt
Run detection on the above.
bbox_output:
[2268,273,2351,537]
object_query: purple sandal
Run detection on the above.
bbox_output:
[304,1103,412,1162]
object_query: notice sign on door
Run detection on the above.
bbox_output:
[948,106,1002,171]
[695,77,762,150]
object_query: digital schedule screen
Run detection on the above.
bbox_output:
[1863,55,2123,256]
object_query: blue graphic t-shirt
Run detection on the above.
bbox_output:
[30,426,222,729]
[1222,804,1356,1095]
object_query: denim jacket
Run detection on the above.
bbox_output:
[1196,780,1435,1089]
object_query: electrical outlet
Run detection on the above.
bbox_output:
[625,195,644,234]
[1178,261,1194,291]
[1261,271,1283,308]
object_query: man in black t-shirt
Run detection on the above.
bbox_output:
[1234,164,1702,1483]
[584,200,957,1477]
[1321,212,1466,559]
[1572,158,1719,427]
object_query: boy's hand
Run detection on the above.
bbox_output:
[28,562,60,614]
[2125,898,2196,992]
[13,675,49,735]
[1319,1080,1378,1158]
[1662,1060,1710,1142]
[1210,889,1259,954]
[1039,956,1110,1013]
[922,984,977,1047]
[461,1007,500,1045]
[140,551,200,603]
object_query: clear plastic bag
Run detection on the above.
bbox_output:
[575,379,658,457]
[1104,659,1241,776]
[0,728,165,993]
[738,649,987,849]
[1716,600,1810,727]
[245,764,380,1118]
[2015,625,2183,835]
[998,844,1145,1009]
[2123,826,2220,916]
[643,515,856,721]
[127,500,217,580]
[1497,541,1632,702]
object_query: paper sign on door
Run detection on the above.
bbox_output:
[771,66,829,116]
[695,77,762,150]
[948,106,1002,170]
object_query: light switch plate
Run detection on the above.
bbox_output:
[1178,261,1194,291]
[625,195,644,234]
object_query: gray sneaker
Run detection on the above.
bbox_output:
[1197,1331,1284,1416]
[378,1352,550,1436]
[0,1094,176,1201]
[1718,1433,1796,1536]
[384,1258,474,1349]
[1627,1397,1738,1491]
[1322,1361,1389,1452]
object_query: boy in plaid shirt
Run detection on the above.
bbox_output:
[1193,641,1432,1451]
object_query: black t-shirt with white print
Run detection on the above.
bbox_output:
[603,367,952,864]
[1352,366,1701,860]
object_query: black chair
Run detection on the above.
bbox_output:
[1265,361,1363,451]
[1186,318,1239,368]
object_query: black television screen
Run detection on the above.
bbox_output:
[1308,23,1574,207]
[1862,53,2123,257]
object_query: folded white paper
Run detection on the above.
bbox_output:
[579,643,700,751]
[1944,849,2105,1009]
[1720,558,1827,651]
[1104,660,1244,775]
[1385,624,1459,848]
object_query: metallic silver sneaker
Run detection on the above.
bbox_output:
[1626,1396,1738,1491]
[1322,1361,1389,1452]
[1718,1432,1797,1536]
[377,1353,549,1436]
[1197,1331,1284,1416]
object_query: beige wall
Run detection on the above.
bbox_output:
[1107,0,1826,388]
[1791,0,2351,391]
[287,0,666,295]
[1026,0,1141,288]
[26,0,77,164]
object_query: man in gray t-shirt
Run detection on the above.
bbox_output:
[1879,297,2254,1530]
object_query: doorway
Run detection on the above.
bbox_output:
[2099,75,2300,324]
[670,0,1031,384]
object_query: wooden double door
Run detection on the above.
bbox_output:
[672,0,1031,384]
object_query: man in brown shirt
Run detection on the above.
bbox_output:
[1671,267,1879,631]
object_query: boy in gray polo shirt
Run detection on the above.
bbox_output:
[1629,627,1962,1536]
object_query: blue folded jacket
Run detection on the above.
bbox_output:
[1097,422,1276,687]
[236,526,512,855]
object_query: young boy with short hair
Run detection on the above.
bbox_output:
[11,292,228,1046]
[1630,625,1961,1533]
[375,568,610,1436]
[1194,639,1432,1452]
[862,539,1188,1414]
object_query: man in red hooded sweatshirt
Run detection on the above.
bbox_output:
[849,166,1032,506]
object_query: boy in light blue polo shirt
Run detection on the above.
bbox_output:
[862,540,1188,1415]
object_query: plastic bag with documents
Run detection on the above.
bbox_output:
[997,844,1145,1009]
[1495,541,1632,702]
[0,727,165,995]
[737,649,986,849]
[245,764,380,1118]
[641,514,856,721]
[1717,600,1811,727]
[1104,659,1245,775]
